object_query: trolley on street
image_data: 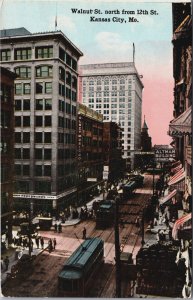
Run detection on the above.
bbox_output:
[58,237,104,297]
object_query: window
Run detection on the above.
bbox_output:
[35,165,42,176]
[44,132,51,143]
[35,46,53,59]
[112,79,117,84]
[23,83,31,95]
[15,164,22,176]
[23,132,30,143]
[23,165,30,176]
[15,148,22,159]
[72,58,77,71]
[15,66,31,78]
[45,82,52,94]
[35,132,43,143]
[15,116,21,127]
[59,83,65,96]
[0,49,11,61]
[36,66,52,77]
[36,99,43,110]
[23,148,30,159]
[66,53,72,67]
[23,116,30,127]
[15,48,31,60]
[66,72,71,85]
[59,47,65,61]
[44,165,51,176]
[15,132,21,143]
[15,100,22,111]
[15,83,22,95]
[111,104,117,108]
[72,76,77,89]
[44,149,51,160]
[66,87,71,99]
[45,116,52,126]
[120,78,125,84]
[35,149,43,159]
[36,116,43,126]
[23,99,30,110]
[34,181,51,193]
[36,82,43,94]
[45,99,52,110]
[59,67,65,81]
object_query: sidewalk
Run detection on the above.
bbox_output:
[1,240,50,286]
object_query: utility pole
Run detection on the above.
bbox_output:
[28,199,33,256]
[114,196,121,298]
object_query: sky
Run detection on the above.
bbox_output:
[0,0,187,145]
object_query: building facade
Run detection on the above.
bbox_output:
[0,27,83,212]
[79,62,144,170]
[169,3,192,210]
[77,103,103,205]
[1,67,16,243]
[103,122,124,183]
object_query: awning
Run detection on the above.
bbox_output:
[172,213,192,240]
[168,168,185,186]
[169,106,192,136]
[171,160,181,167]
[171,164,182,174]
[159,189,177,205]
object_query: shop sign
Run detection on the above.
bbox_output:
[78,116,82,161]
[154,148,176,162]
[103,171,109,179]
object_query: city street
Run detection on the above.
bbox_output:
[2,174,155,297]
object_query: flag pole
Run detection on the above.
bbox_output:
[55,2,58,31]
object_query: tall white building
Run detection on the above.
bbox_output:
[79,62,144,170]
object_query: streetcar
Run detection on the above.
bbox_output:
[130,175,144,188]
[58,237,104,297]
[95,200,115,229]
[122,181,137,200]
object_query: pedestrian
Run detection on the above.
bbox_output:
[54,223,57,233]
[58,223,62,233]
[53,238,56,250]
[35,236,40,248]
[48,238,53,253]
[31,240,34,252]
[4,256,9,271]
[82,227,87,239]
[40,236,44,249]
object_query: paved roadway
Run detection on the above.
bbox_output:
[2,174,157,298]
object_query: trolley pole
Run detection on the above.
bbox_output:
[114,196,121,298]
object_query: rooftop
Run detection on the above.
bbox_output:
[0,27,31,37]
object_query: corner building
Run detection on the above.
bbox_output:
[79,63,143,170]
[0,28,83,212]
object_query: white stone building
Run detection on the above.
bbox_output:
[0,27,83,211]
[79,62,144,170]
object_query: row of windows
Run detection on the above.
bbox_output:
[15,99,51,111]
[15,148,52,160]
[15,132,52,144]
[58,148,76,159]
[15,115,52,127]
[58,84,77,101]
[15,180,51,193]
[1,46,53,61]
[59,47,77,71]
[58,117,76,130]
[83,91,127,97]
[83,78,127,85]
[16,164,52,177]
